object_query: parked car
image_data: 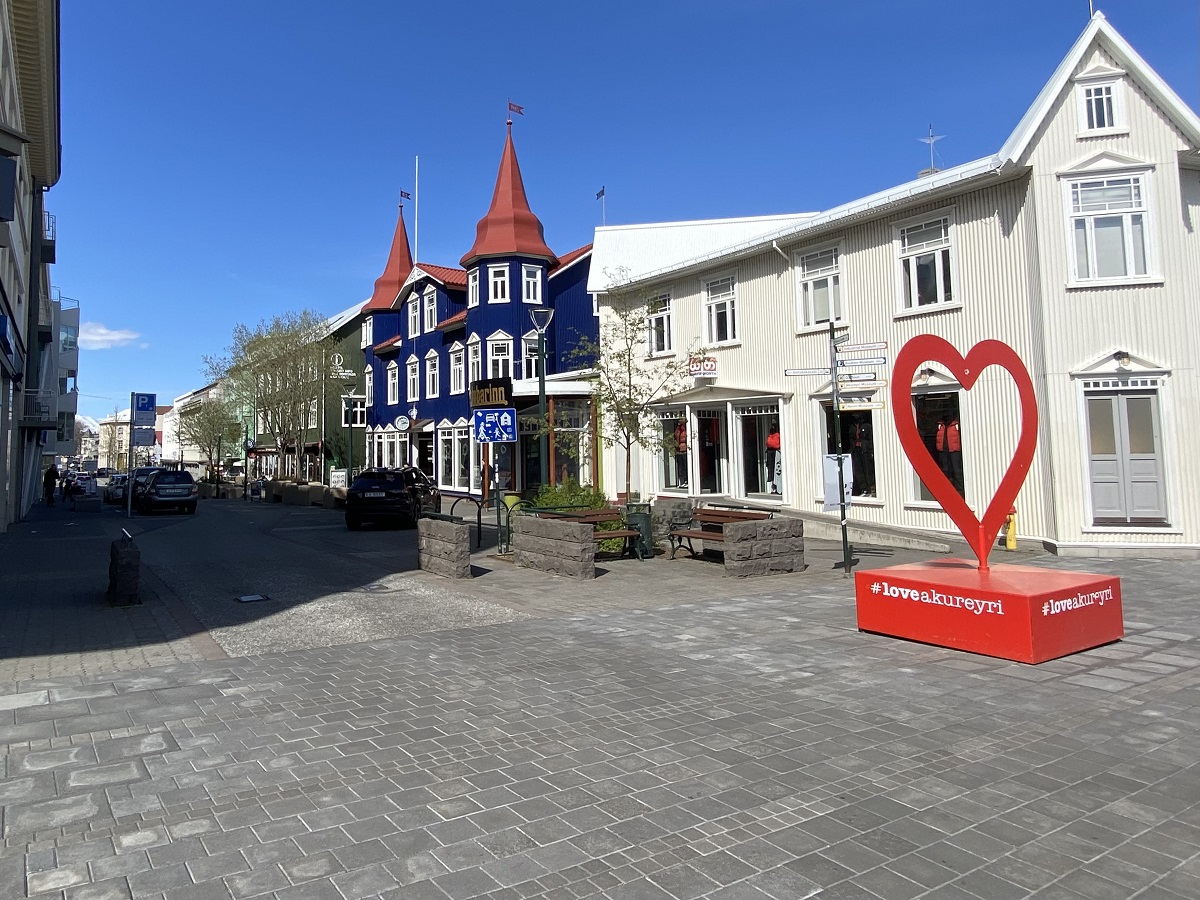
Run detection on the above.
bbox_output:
[137,470,198,514]
[129,466,166,508]
[345,467,440,530]
[103,474,128,503]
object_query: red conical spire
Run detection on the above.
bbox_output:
[362,203,415,311]
[460,123,557,268]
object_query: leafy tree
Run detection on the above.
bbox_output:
[572,268,696,501]
[206,310,332,480]
[178,396,242,483]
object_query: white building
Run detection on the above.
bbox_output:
[589,13,1200,557]
[0,0,61,529]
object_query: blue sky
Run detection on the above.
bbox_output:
[57,0,1197,423]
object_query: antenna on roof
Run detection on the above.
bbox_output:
[918,124,945,178]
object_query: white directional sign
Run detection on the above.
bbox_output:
[473,408,517,443]
[838,401,886,412]
[838,372,879,382]
[835,355,887,368]
[837,380,888,390]
[784,367,831,377]
[831,333,851,346]
[835,341,887,354]
[132,392,157,426]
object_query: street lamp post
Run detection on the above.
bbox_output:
[530,307,555,488]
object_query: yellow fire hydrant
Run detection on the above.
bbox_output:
[1005,506,1018,551]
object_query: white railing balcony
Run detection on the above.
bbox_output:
[43,210,55,241]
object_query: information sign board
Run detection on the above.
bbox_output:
[473,408,517,443]
[133,392,157,426]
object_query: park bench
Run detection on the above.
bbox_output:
[669,507,773,560]
[538,508,647,559]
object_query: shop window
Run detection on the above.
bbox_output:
[821,405,877,498]
[659,414,688,490]
[911,392,963,500]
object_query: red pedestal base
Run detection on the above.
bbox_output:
[854,559,1124,664]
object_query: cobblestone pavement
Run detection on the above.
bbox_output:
[1,519,1198,900]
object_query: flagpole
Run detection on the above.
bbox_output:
[414,155,419,262]
[602,191,606,226]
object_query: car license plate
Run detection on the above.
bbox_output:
[364,491,385,498]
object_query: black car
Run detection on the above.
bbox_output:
[138,469,198,514]
[345,467,440,530]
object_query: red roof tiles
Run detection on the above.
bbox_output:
[551,243,593,274]
[362,205,414,312]
[435,309,468,331]
[461,124,557,268]
[371,336,404,355]
[413,263,468,288]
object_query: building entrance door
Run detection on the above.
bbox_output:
[695,410,726,494]
[1087,392,1166,524]
[417,433,434,478]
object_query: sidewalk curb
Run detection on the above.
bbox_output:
[138,564,228,661]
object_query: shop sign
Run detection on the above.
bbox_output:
[329,352,357,381]
[689,356,718,378]
[469,377,513,409]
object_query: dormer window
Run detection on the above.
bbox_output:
[468,269,480,308]
[488,265,509,304]
[1075,70,1126,136]
[522,265,542,304]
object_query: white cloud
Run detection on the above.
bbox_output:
[78,322,141,350]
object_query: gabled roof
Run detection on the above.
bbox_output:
[362,204,414,312]
[586,214,817,292]
[549,244,592,279]
[461,122,557,268]
[408,263,469,289]
[323,301,365,337]
[999,12,1200,164]
[589,13,1200,293]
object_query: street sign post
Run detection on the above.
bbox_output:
[473,408,517,444]
[834,355,887,368]
[127,392,156,518]
[838,372,880,382]
[132,393,156,426]
[838,401,887,412]
[835,341,887,354]
[835,380,887,390]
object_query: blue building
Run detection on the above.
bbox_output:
[362,124,596,500]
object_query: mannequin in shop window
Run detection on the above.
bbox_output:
[935,415,963,495]
[673,419,688,488]
[765,423,781,494]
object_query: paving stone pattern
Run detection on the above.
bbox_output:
[1,556,1199,899]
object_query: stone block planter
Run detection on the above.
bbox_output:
[512,515,595,580]
[722,518,805,577]
[418,519,472,578]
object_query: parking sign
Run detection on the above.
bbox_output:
[473,408,517,443]
[132,392,157,426]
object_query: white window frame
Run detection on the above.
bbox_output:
[468,269,480,308]
[1076,76,1126,135]
[386,360,399,405]
[522,264,542,304]
[894,209,958,313]
[795,244,844,330]
[407,296,420,338]
[488,334,513,379]
[425,350,440,399]
[521,331,539,380]
[423,289,437,332]
[702,270,739,346]
[467,335,482,386]
[646,293,673,356]
[342,399,366,429]
[488,265,509,304]
[360,316,373,349]
[406,355,420,402]
[449,343,466,395]
[364,366,374,407]
[1062,170,1155,287]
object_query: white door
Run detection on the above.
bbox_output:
[1087,392,1166,524]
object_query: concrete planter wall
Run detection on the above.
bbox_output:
[512,515,595,580]
[418,519,472,579]
[323,487,345,509]
[722,518,805,577]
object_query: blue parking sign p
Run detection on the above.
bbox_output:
[132,392,157,426]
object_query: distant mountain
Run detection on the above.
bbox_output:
[76,414,100,433]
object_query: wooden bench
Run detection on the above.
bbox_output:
[538,508,647,559]
[669,508,773,560]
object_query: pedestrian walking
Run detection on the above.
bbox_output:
[43,464,58,506]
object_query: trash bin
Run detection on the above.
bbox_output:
[624,502,653,560]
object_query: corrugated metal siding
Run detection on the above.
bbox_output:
[1024,44,1200,546]
[548,256,596,371]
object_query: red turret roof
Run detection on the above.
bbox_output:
[461,123,557,269]
[362,204,414,312]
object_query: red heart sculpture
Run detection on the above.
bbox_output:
[890,336,1038,571]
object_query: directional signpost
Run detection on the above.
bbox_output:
[127,392,156,518]
[784,330,892,577]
